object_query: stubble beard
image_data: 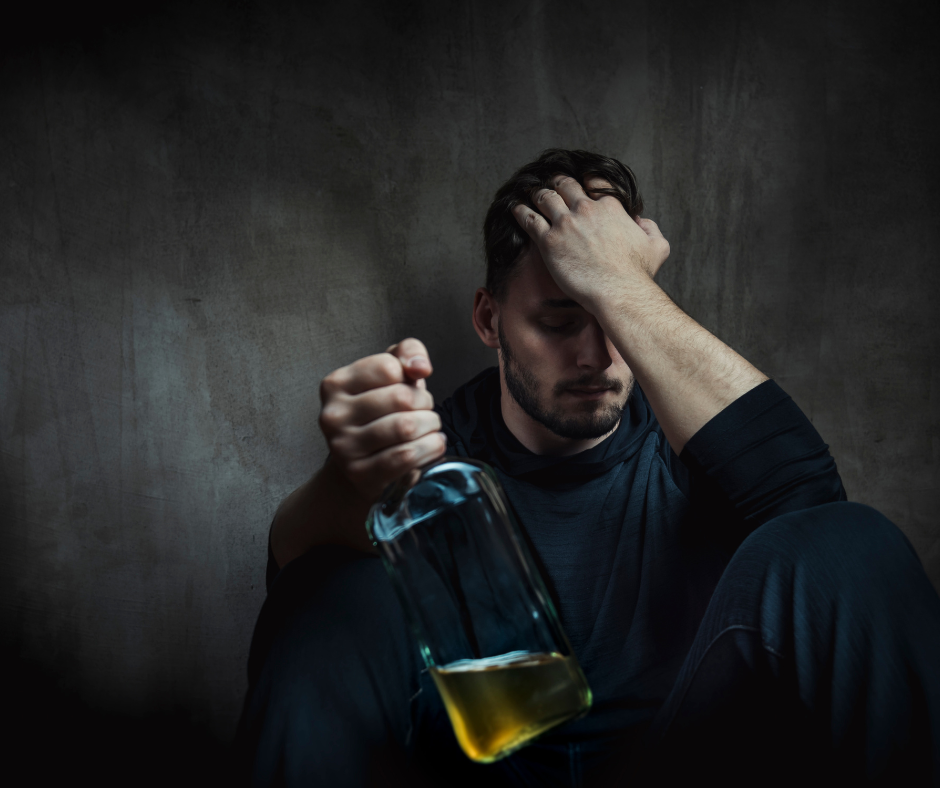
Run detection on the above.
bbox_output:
[498,323,633,441]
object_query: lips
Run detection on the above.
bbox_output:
[566,387,612,399]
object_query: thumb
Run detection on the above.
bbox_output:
[635,216,665,240]
[385,337,433,382]
[634,217,670,276]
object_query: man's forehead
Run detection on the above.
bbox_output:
[506,246,581,309]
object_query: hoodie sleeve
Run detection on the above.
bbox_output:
[676,379,847,540]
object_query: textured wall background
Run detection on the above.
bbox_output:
[2,0,938,777]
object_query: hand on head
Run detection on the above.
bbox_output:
[318,338,447,502]
[511,175,670,309]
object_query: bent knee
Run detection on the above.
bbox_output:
[240,547,424,788]
[737,502,921,586]
[274,546,406,647]
[249,546,415,687]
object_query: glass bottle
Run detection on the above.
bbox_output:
[366,457,592,763]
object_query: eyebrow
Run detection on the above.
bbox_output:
[539,298,581,309]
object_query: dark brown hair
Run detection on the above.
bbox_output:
[483,149,643,300]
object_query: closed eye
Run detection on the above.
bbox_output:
[542,321,579,334]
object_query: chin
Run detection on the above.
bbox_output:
[543,405,623,441]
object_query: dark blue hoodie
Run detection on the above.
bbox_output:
[435,368,845,740]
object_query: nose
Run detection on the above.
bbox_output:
[575,318,613,371]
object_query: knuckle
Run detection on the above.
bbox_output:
[377,355,401,382]
[416,389,434,410]
[391,443,416,467]
[396,414,417,441]
[328,433,354,459]
[392,385,415,410]
[319,373,340,400]
[318,404,342,432]
[527,214,540,228]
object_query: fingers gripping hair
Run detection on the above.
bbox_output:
[483,149,644,300]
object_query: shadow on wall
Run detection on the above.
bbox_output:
[6,653,234,786]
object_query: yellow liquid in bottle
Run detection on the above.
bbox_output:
[430,651,592,763]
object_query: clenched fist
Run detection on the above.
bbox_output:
[318,338,448,503]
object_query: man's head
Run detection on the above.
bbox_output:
[473,149,642,451]
[483,149,643,301]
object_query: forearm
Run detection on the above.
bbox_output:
[270,457,376,569]
[594,273,768,454]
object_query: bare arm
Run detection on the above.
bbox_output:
[592,270,767,455]
[270,339,448,569]
[512,177,767,455]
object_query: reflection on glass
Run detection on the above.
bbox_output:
[367,458,592,763]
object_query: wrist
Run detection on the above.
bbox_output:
[587,268,662,321]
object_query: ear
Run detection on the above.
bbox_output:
[472,288,500,349]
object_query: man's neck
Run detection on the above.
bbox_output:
[497,370,620,457]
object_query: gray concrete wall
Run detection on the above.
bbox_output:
[1,0,938,763]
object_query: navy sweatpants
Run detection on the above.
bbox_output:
[236,503,940,786]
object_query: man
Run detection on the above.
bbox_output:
[238,150,940,786]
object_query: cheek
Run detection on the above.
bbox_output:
[516,323,560,357]
[605,341,634,379]
[516,332,572,382]
[534,334,581,370]
[606,339,626,365]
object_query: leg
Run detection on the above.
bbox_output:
[236,546,558,787]
[643,502,940,785]
[236,546,430,787]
